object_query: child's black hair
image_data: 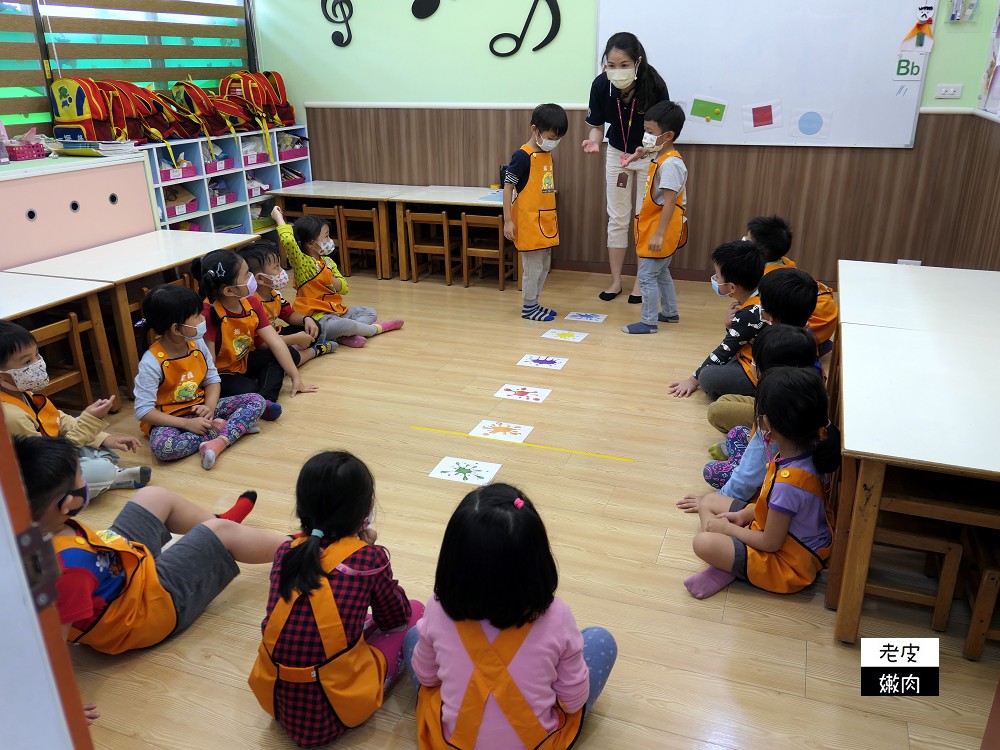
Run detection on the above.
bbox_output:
[192,249,245,303]
[759,268,819,327]
[645,100,685,140]
[752,323,818,374]
[747,215,793,262]
[278,451,376,602]
[755,366,841,473]
[0,320,37,369]
[292,215,328,251]
[140,284,202,336]
[603,32,669,112]
[711,240,765,292]
[235,240,281,275]
[530,103,568,138]
[434,483,557,630]
[13,435,79,522]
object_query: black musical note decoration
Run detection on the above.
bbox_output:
[321,0,354,47]
[411,0,440,20]
[489,0,560,58]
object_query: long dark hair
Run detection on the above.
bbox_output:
[292,214,327,253]
[192,249,246,331]
[278,451,376,601]
[755,366,842,473]
[434,483,558,629]
[603,32,668,111]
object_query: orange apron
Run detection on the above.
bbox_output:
[211,298,258,375]
[745,461,833,594]
[736,291,762,385]
[141,340,207,435]
[634,148,687,259]
[292,257,347,317]
[415,620,584,750]
[52,523,177,654]
[1,390,60,436]
[249,537,387,728]
[257,290,284,325]
[512,144,559,251]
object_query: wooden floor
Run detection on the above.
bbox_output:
[74,269,998,749]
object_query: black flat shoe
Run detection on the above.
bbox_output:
[599,290,621,301]
[628,294,643,304]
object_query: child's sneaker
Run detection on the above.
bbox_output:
[622,322,657,334]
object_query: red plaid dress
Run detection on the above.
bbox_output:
[262,538,411,748]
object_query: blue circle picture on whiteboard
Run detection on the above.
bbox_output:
[798,111,824,135]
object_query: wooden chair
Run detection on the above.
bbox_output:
[301,203,346,271]
[34,313,94,407]
[866,513,963,632]
[460,213,516,290]
[961,527,1000,660]
[337,206,383,278]
[406,210,460,285]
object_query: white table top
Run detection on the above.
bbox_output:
[839,322,998,477]
[0,272,111,319]
[393,185,504,207]
[5,230,259,284]
[269,181,413,201]
[837,260,997,334]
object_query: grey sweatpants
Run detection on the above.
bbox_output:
[521,248,552,306]
[316,306,378,342]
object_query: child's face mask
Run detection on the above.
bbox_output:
[318,239,336,257]
[2,355,50,392]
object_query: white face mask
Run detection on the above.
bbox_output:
[641,131,663,153]
[263,269,289,288]
[182,320,207,341]
[536,135,560,152]
[318,239,336,256]
[607,66,637,90]
[3,356,50,392]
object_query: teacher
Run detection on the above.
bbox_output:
[582,32,670,303]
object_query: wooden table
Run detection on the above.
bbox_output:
[0,272,118,410]
[392,186,505,282]
[6,231,258,395]
[269,181,412,280]
[832,260,1000,643]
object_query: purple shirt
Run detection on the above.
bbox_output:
[769,453,832,552]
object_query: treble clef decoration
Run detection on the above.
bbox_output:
[489,0,561,58]
[321,0,354,47]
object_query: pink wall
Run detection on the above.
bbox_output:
[1,160,156,269]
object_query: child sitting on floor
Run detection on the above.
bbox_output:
[0,321,150,496]
[272,206,403,348]
[235,240,337,364]
[404,483,617,750]
[135,284,266,470]
[683,367,841,599]
[249,450,422,748]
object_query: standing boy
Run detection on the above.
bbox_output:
[623,100,687,334]
[503,103,568,321]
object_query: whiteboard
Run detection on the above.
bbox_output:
[597,1,934,148]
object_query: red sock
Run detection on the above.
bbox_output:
[217,490,257,523]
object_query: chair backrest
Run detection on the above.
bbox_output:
[34,313,93,406]
[406,210,451,250]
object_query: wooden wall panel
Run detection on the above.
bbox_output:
[307,107,1000,282]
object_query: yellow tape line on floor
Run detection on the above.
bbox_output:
[410,426,635,463]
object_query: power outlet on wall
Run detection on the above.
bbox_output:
[935,84,963,99]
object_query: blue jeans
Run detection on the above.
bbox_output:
[637,255,677,325]
[402,625,617,713]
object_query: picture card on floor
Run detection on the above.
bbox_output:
[469,420,534,443]
[429,456,501,485]
[541,329,588,342]
[517,354,568,370]
[565,312,607,323]
[494,384,552,402]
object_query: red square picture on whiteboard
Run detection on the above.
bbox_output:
[752,105,774,128]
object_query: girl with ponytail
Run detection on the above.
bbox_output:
[249,450,422,748]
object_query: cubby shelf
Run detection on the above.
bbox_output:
[140,125,311,235]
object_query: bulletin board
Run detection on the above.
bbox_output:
[597,0,937,147]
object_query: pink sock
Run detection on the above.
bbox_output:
[374,319,404,334]
[199,437,228,470]
[684,566,736,599]
[212,417,227,433]
[337,335,367,348]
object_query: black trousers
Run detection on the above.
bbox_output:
[218,347,298,402]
